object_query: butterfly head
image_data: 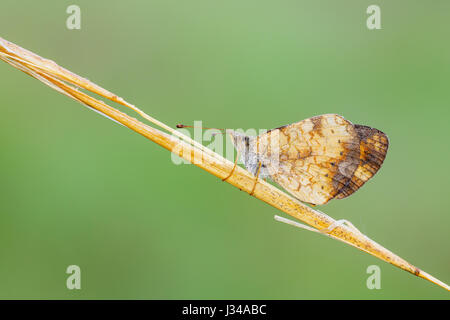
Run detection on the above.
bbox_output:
[227,130,266,177]
[227,130,252,156]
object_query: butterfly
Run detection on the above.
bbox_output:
[226,114,389,205]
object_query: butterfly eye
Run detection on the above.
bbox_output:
[244,136,250,147]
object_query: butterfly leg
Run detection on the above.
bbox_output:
[250,161,262,196]
[222,149,240,182]
[320,219,362,235]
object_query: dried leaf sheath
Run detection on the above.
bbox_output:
[0,37,447,291]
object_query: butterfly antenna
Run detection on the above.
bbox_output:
[176,124,226,135]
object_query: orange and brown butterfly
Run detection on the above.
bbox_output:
[226,114,389,205]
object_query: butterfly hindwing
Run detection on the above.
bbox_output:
[333,124,389,199]
[257,114,361,205]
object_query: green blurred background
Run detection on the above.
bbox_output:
[0,0,449,299]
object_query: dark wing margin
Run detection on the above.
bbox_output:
[334,124,389,199]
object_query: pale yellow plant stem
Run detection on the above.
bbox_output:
[0,37,448,291]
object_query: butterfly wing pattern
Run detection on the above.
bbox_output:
[333,124,389,199]
[254,114,388,205]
